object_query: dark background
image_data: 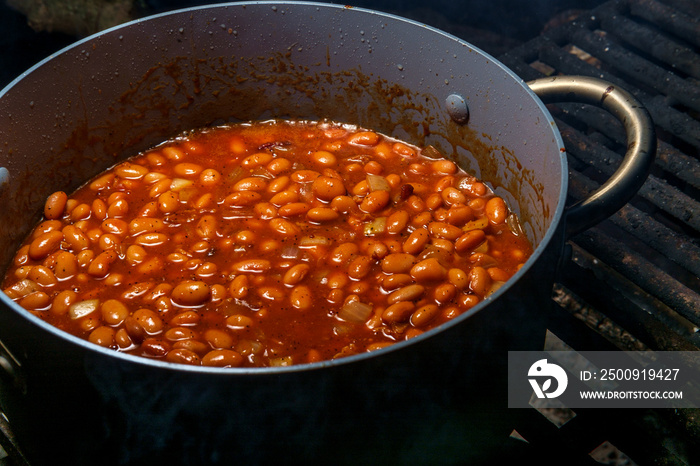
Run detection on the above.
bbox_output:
[0,0,607,89]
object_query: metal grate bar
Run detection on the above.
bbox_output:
[537,41,700,149]
[566,162,700,278]
[658,0,700,18]
[574,228,700,325]
[629,0,700,47]
[599,10,700,79]
[558,118,700,233]
[567,25,700,113]
[561,245,700,351]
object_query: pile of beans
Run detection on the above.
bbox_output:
[1,119,532,367]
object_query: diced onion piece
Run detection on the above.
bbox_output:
[506,213,525,237]
[69,299,100,320]
[487,281,506,297]
[177,187,197,201]
[280,245,301,259]
[170,178,194,192]
[364,217,387,236]
[473,241,490,254]
[338,300,373,323]
[421,145,444,159]
[366,173,390,192]
[462,217,489,232]
[269,356,293,367]
[5,279,39,299]
[299,235,331,247]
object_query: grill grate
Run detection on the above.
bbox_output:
[499,0,700,463]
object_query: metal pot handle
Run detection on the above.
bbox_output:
[527,76,656,237]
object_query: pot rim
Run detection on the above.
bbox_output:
[0,1,568,375]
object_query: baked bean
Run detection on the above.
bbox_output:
[171,281,210,306]
[410,258,446,282]
[392,142,415,157]
[54,251,78,280]
[269,218,300,236]
[27,265,57,287]
[386,210,410,234]
[44,191,68,219]
[290,285,313,310]
[116,162,149,180]
[107,198,129,218]
[28,230,63,260]
[267,157,292,174]
[434,283,457,303]
[283,263,310,286]
[307,207,339,222]
[330,195,356,213]
[156,191,178,213]
[410,304,439,328]
[278,202,311,217]
[312,176,346,201]
[89,326,116,348]
[101,299,129,325]
[488,267,510,282]
[169,311,201,326]
[242,152,274,167]
[87,250,117,277]
[199,168,221,187]
[51,290,77,316]
[381,253,417,274]
[428,222,462,241]
[231,259,271,274]
[382,301,415,324]
[312,150,337,167]
[202,349,244,367]
[226,314,254,329]
[267,176,290,194]
[234,177,268,192]
[485,197,508,224]
[258,286,285,301]
[360,190,390,213]
[403,228,430,255]
[166,348,201,365]
[348,131,379,146]
[329,243,359,265]
[90,173,115,191]
[365,241,388,260]
[455,230,486,253]
[387,284,424,304]
[19,291,50,310]
[76,250,95,269]
[142,338,171,357]
[441,187,467,206]
[134,233,168,247]
[347,256,373,280]
[204,329,234,349]
[447,268,469,289]
[174,162,203,177]
[291,170,321,183]
[469,267,492,296]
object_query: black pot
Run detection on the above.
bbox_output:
[0,3,654,464]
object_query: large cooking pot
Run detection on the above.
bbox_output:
[0,2,654,464]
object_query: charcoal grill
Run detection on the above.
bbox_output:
[0,0,698,464]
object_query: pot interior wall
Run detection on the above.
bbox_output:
[0,2,564,271]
